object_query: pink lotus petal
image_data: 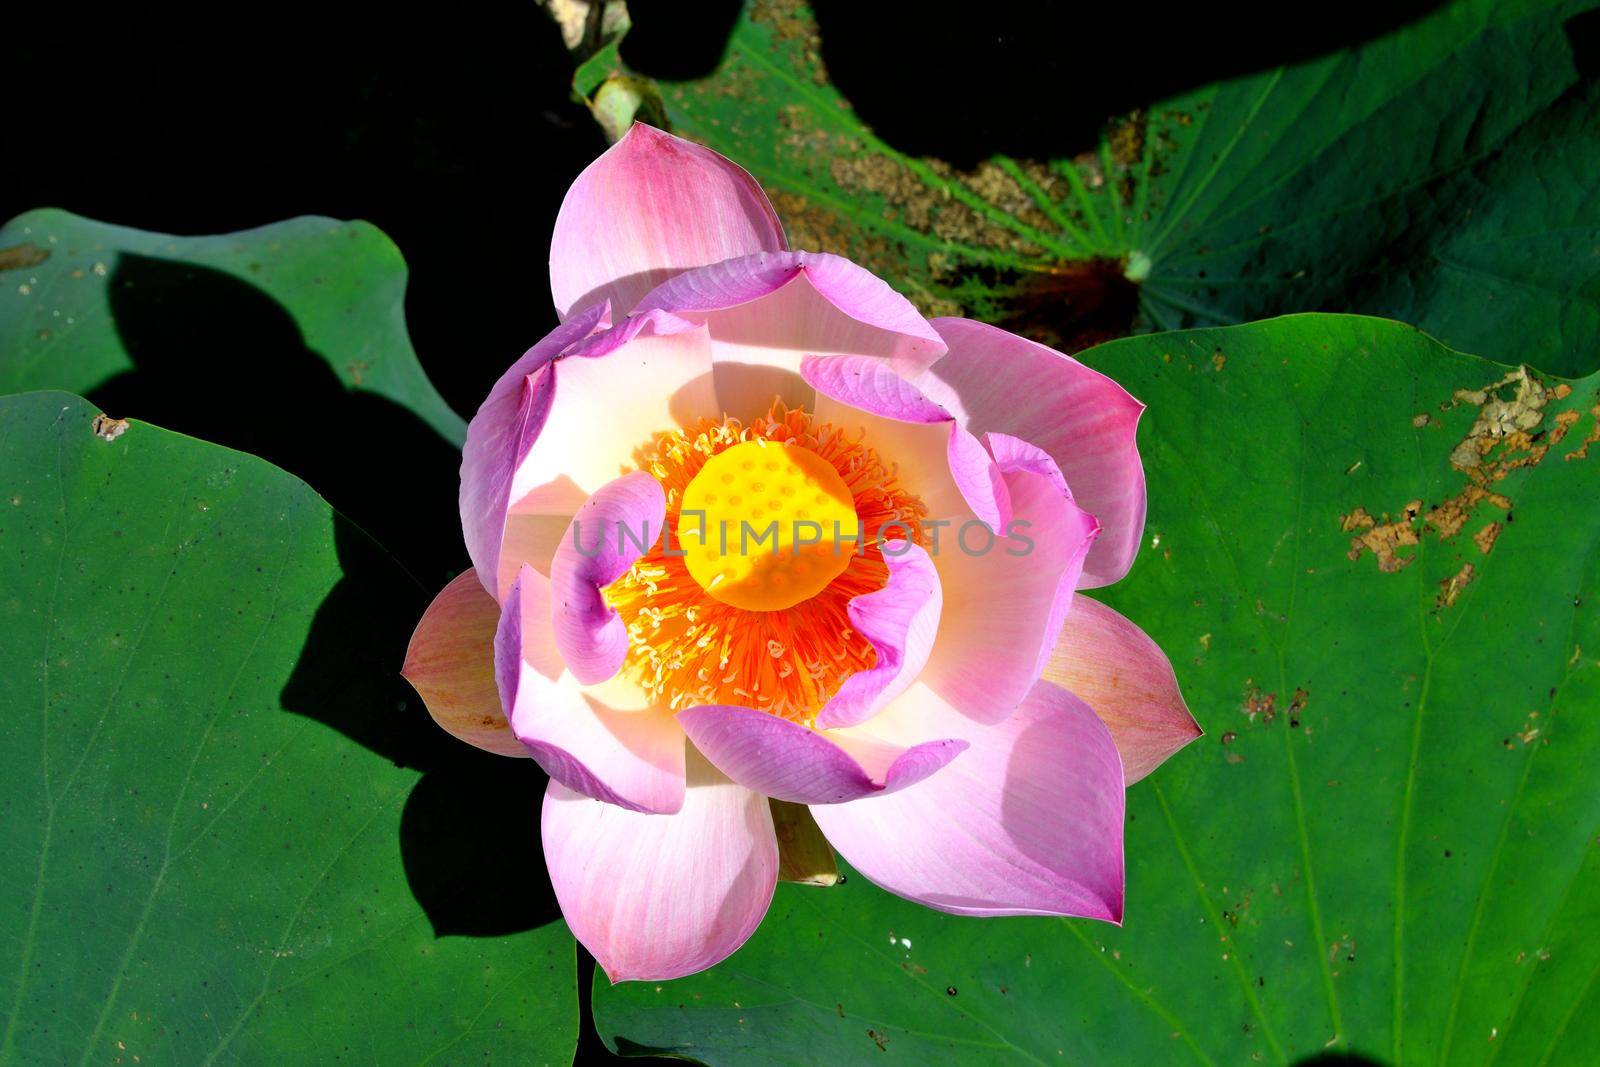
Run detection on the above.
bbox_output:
[920,318,1147,587]
[402,569,528,758]
[810,680,1125,920]
[470,316,716,601]
[508,318,717,528]
[804,359,1006,529]
[923,437,1100,725]
[799,354,950,424]
[499,321,720,598]
[633,251,946,422]
[812,406,970,523]
[550,123,786,321]
[678,703,965,805]
[496,564,686,813]
[549,471,666,685]
[497,508,579,586]
[946,423,1010,531]
[459,306,716,601]
[1044,595,1200,783]
[987,431,1088,676]
[815,541,942,730]
[542,749,778,982]
[560,306,701,360]
[460,302,609,602]
[632,250,807,313]
[985,428,1069,484]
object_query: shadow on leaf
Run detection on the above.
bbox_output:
[807,0,1449,165]
[96,255,560,939]
[279,518,561,938]
[95,252,464,587]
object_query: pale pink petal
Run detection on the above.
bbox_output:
[798,353,949,424]
[549,472,666,685]
[986,431,1091,672]
[678,703,965,805]
[809,376,1099,726]
[495,318,720,599]
[497,508,579,586]
[550,123,786,320]
[922,437,1100,724]
[509,317,717,506]
[496,563,686,813]
[919,318,1146,587]
[560,306,699,360]
[815,542,942,730]
[633,251,946,423]
[809,394,966,524]
[401,569,527,758]
[542,748,778,982]
[459,302,609,602]
[1044,595,1200,783]
[805,359,1002,527]
[460,307,720,603]
[809,680,1125,920]
[945,421,1010,531]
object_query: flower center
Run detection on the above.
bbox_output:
[677,439,858,612]
[603,403,929,724]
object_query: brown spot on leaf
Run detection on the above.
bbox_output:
[0,243,50,272]
[1474,522,1502,555]
[91,414,129,442]
[1107,110,1146,168]
[1435,564,1475,610]
[1242,682,1277,724]
[1564,397,1600,462]
[1446,368,1557,471]
[1346,368,1582,575]
[1288,688,1308,727]
[1341,502,1422,572]
[1506,709,1544,747]
[1328,934,1357,973]
[751,0,829,84]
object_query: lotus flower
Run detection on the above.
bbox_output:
[403,124,1199,981]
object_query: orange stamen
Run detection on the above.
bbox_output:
[604,402,928,725]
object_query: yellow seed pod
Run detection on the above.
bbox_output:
[676,439,859,611]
